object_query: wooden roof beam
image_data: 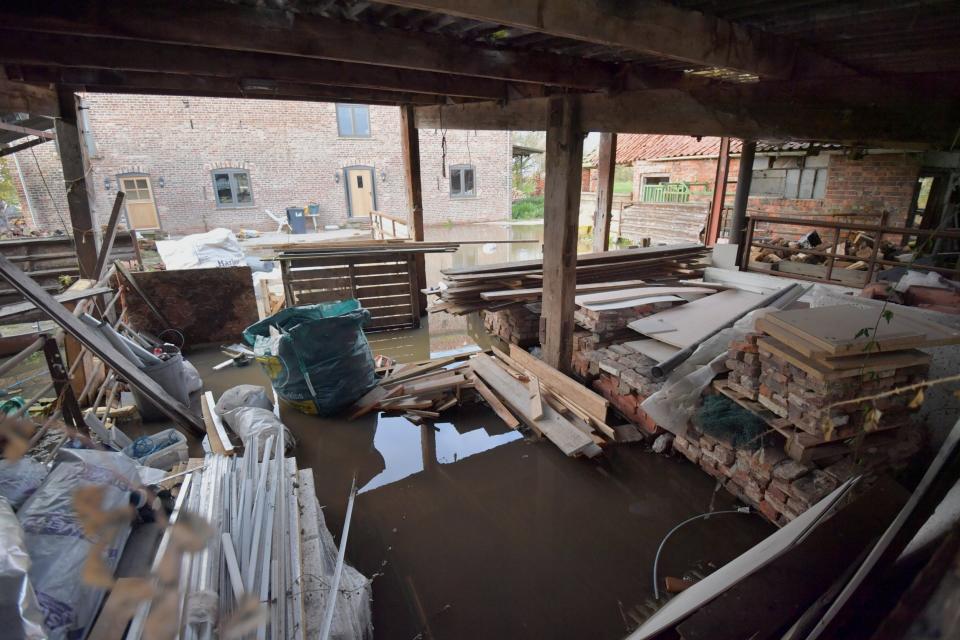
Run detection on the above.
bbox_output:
[0,72,58,116]
[0,1,640,91]
[0,29,536,101]
[7,67,449,106]
[372,0,857,80]
[415,73,960,148]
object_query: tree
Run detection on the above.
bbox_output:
[0,158,21,205]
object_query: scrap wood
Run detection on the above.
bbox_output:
[382,356,456,383]
[528,374,544,420]
[506,344,609,422]
[469,373,520,429]
[471,353,601,458]
[348,385,404,419]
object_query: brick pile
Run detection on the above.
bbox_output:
[756,340,929,439]
[574,298,680,334]
[577,342,665,434]
[723,332,763,399]
[674,421,923,526]
[482,306,540,347]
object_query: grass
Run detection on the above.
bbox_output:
[512,196,544,220]
[613,179,633,195]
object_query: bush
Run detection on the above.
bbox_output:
[512,196,544,220]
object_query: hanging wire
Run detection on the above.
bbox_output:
[29,142,73,237]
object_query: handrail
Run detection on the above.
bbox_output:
[370,210,410,240]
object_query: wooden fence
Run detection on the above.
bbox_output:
[370,210,409,240]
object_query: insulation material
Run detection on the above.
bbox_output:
[18,449,138,640]
[223,407,295,455]
[0,496,45,640]
[0,458,49,511]
[155,227,245,270]
[215,385,274,417]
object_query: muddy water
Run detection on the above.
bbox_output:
[189,347,774,640]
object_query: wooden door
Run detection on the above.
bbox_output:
[119,176,160,229]
[346,167,374,218]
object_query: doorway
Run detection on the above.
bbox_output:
[118,175,160,229]
[345,166,376,218]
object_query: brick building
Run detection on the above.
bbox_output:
[12,94,512,236]
[584,135,927,245]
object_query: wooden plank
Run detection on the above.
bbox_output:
[354,282,411,298]
[592,132,617,253]
[383,357,456,383]
[470,373,520,429]
[0,255,205,435]
[575,286,715,306]
[480,279,649,301]
[508,344,609,420]
[757,337,931,382]
[348,384,404,420]
[541,95,582,373]
[0,285,111,320]
[528,375,543,420]
[628,288,767,348]
[471,353,600,457]
[760,305,960,356]
[201,390,227,455]
[93,191,125,281]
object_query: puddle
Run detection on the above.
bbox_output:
[360,413,523,494]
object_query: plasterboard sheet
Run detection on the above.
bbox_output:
[621,339,681,361]
[628,289,767,348]
[581,295,685,312]
[575,286,714,306]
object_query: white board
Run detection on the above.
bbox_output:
[580,295,685,312]
[621,339,681,362]
[627,289,767,348]
[574,286,715,306]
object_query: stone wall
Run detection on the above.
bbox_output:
[12,94,511,236]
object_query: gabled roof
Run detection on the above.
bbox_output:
[584,134,847,166]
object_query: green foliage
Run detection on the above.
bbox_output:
[0,158,20,205]
[511,196,544,220]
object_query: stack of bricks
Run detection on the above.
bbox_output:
[481,306,540,347]
[570,329,636,379]
[723,332,763,399]
[756,342,930,440]
[574,298,681,334]
[578,342,665,434]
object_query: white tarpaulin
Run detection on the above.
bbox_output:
[155,228,246,270]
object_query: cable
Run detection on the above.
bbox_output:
[29,144,72,237]
[652,506,752,600]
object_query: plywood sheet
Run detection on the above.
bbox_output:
[627,289,767,348]
[757,336,930,381]
[574,286,714,306]
[580,295,685,312]
[761,304,960,356]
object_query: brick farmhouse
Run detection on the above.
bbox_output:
[583,134,927,245]
[11,94,512,236]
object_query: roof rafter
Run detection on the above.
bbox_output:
[0,0,646,91]
[371,0,857,80]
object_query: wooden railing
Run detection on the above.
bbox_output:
[741,213,960,287]
[370,210,409,240]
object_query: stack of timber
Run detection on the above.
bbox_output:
[429,243,709,315]
[675,303,960,526]
[347,346,621,457]
[276,240,458,331]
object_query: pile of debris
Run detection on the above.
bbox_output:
[749,229,899,270]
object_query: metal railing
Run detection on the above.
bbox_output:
[370,210,409,240]
[641,181,710,204]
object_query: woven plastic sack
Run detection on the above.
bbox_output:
[244,300,377,415]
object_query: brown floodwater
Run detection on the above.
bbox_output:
[187,336,774,639]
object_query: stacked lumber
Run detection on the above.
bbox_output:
[429,243,709,315]
[267,238,460,256]
[573,285,716,334]
[482,305,540,346]
[347,346,617,457]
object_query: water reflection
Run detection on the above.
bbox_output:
[359,412,522,494]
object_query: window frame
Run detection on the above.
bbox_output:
[335,104,372,138]
[211,168,255,208]
[449,164,477,199]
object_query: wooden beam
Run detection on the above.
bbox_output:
[0,1,625,90]
[0,70,57,115]
[94,192,125,281]
[541,95,582,374]
[416,73,960,148]
[0,29,527,101]
[591,132,616,252]
[400,105,428,313]
[12,67,446,106]
[374,0,854,80]
[55,87,98,279]
[705,136,731,246]
[731,140,756,264]
[0,121,54,140]
[0,136,49,158]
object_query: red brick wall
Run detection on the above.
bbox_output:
[13,94,511,235]
[627,152,921,242]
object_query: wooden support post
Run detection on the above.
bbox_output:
[42,334,86,433]
[54,86,98,279]
[541,95,583,374]
[592,132,617,253]
[705,136,731,246]
[731,140,757,266]
[400,104,428,312]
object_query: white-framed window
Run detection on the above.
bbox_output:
[336,104,371,138]
[212,169,254,207]
[450,164,476,198]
